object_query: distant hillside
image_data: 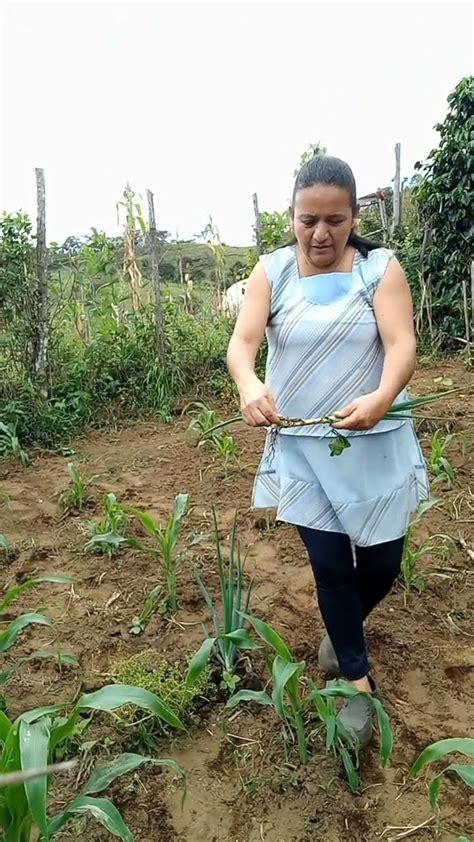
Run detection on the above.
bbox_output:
[157,241,252,287]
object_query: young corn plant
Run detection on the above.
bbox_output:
[184,402,221,444]
[227,618,309,764]
[309,679,393,793]
[188,609,393,785]
[84,493,129,557]
[0,575,76,687]
[186,512,255,692]
[61,463,94,511]
[400,498,440,595]
[408,737,474,811]
[130,585,162,635]
[127,494,190,615]
[226,615,393,784]
[0,684,185,842]
[0,422,30,466]
[430,430,456,487]
[210,433,240,479]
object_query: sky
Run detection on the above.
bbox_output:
[0,0,472,246]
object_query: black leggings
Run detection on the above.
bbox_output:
[297,527,404,680]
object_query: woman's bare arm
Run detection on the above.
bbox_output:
[227,262,281,426]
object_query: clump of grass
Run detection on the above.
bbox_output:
[189,511,255,693]
[113,652,212,723]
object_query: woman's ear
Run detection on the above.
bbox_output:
[352,203,360,230]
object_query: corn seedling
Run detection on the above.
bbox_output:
[430,430,456,487]
[226,626,309,764]
[0,683,185,842]
[400,498,440,595]
[61,462,94,511]
[223,614,393,784]
[126,493,190,615]
[309,679,393,793]
[187,512,255,692]
[208,432,240,478]
[184,401,221,444]
[130,586,162,635]
[408,737,474,811]
[0,535,9,552]
[0,576,77,692]
[84,493,129,556]
[0,422,29,466]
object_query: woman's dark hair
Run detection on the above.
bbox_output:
[291,155,383,256]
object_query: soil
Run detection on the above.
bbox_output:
[1,358,473,842]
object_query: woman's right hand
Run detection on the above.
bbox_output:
[239,376,282,427]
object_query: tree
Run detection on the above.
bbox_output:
[260,211,291,251]
[0,212,38,378]
[294,141,327,176]
[413,76,473,338]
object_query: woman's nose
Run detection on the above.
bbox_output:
[313,222,329,242]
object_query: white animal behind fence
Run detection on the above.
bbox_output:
[222,279,247,317]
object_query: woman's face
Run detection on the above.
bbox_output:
[292,184,357,270]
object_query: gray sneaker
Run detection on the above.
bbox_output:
[318,634,340,677]
[337,676,380,747]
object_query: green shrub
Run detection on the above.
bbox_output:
[0,303,233,448]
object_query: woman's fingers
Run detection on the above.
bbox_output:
[261,396,282,426]
[334,402,356,419]
[244,396,281,427]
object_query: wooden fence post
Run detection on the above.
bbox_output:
[391,143,401,235]
[146,189,166,367]
[34,167,49,396]
[253,192,263,255]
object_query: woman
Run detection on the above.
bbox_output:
[227,156,428,746]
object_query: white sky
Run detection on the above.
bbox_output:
[1,0,472,245]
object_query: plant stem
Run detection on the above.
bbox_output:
[294,712,308,765]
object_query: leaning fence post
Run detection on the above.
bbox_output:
[34,167,49,396]
[146,188,166,367]
[253,192,264,255]
[391,143,402,235]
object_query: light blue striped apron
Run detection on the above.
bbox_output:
[252,246,429,546]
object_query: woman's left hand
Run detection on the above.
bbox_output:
[332,390,393,431]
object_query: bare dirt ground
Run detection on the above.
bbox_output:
[1,359,473,841]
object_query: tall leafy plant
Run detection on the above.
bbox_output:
[413,76,473,338]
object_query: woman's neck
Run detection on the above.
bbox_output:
[297,245,356,277]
